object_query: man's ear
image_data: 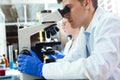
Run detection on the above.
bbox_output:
[82,0,91,10]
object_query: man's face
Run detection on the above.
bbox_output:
[62,0,87,28]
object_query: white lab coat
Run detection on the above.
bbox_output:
[59,27,87,62]
[42,7,120,80]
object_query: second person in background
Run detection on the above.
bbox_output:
[57,18,87,62]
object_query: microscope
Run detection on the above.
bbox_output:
[18,6,70,80]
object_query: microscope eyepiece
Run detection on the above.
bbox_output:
[58,6,70,17]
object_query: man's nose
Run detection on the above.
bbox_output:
[64,13,71,21]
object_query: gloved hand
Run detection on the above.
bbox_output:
[48,50,64,60]
[17,50,43,77]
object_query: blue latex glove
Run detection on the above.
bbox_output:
[48,50,64,60]
[17,50,43,77]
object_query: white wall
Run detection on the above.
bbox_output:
[0,0,57,5]
[0,8,7,56]
[98,0,120,15]
[117,0,120,16]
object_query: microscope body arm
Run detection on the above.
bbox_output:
[18,23,54,52]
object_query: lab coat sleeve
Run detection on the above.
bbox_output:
[42,15,120,80]
[42,58,87,79]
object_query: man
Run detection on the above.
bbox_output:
[18,0,120,80]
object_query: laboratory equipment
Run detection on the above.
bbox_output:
[18,6,70,80]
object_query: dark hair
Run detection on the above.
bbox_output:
[91,0,98,10]
[57,0,98,9]
[3,54,5,57]
[57,0,62,4]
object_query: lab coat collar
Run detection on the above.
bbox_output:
[85,7,105,34]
